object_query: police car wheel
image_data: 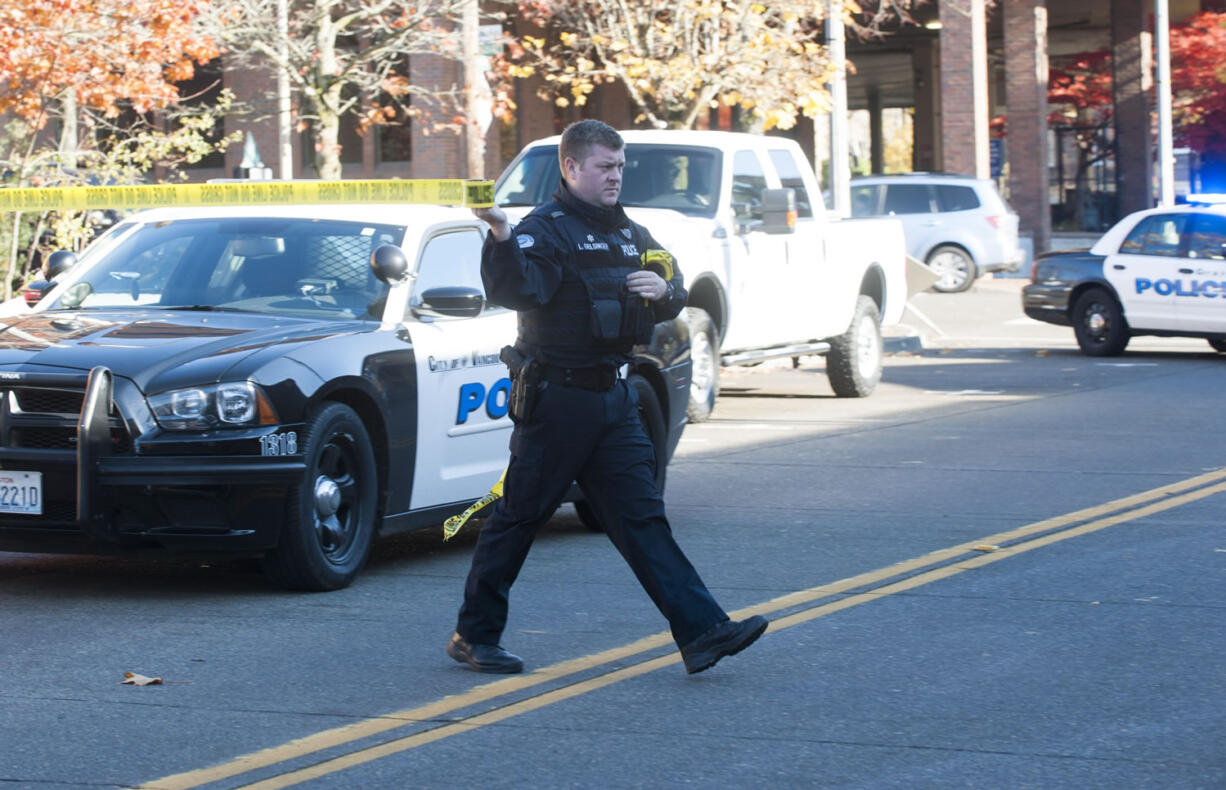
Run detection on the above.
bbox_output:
[927,246,976,293]
[574,375,668,534]
[827,295,883,398]
[1072,288,1130,357]
[263,402,378,591]
[1208,337,1226,353]
[685,307,719,422]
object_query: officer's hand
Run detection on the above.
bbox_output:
[626,270,668,301]
[472,206,511,241]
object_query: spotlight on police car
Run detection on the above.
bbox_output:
[370,244,410,283]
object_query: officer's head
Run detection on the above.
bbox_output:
[559,120,625,208]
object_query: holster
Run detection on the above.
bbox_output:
[501,345,542,422]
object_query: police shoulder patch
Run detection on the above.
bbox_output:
[516,234,535,249]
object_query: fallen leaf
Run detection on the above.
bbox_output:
[973,544,999,552]
[1035,349,1049,357]
[121,672,163,686]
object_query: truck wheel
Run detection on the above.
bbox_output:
[826,295,883,398]
[1072,288,1130,357]
[685,307,719,422]
[575,374,668,533]
[263,403,378,591]
[927,246,976,293]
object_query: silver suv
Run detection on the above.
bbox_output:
[850,173,1023,292]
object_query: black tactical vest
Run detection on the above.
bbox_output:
[517,200,655,357]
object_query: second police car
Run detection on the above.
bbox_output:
[0,204,691,590]
[1023,200,1226,355]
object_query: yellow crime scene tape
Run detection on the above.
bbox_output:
[442,468,506,540]
[0,179,496,212]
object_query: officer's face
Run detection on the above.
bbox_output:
[563,145,625,207]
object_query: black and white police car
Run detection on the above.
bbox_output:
[1023,200,1226,355]
[0,204,691,590]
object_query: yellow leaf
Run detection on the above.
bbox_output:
[121,672,163,686]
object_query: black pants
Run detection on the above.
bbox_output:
[455,378,728,649]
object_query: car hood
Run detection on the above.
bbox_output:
[0,310,368,393]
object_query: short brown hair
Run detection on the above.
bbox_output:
[558,120,623,170]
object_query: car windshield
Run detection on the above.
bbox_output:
[41,217,406,320]
[495,144,722,218]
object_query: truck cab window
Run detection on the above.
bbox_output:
[767,149,814,218]
[731,151,767,221]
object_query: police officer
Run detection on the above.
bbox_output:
[447,120,767,675]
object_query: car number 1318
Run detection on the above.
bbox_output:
[0,471,41,514]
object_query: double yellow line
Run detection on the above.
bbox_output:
[140,466,1226,790]
[0,179,495,212]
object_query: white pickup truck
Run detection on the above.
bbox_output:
[494,129,908,419]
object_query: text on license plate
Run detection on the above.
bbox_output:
[0,471,41,514]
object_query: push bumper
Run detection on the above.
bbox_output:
[0,366,304,555]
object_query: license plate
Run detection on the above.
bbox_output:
[0,471,42,514]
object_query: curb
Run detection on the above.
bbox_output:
[884,334,923,355]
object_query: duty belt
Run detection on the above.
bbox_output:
[540,364,621,391]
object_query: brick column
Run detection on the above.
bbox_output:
[938,0,989,177]
[912,37,940,172]
[1004,0,1051,254]
[1112,0,1153,218]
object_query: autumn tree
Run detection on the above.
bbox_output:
[0,0,225,295]
[498,0,919,131]
[201,0,478,180]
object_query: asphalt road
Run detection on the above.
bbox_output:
[2,278,1224,789]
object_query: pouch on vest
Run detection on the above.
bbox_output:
[589,298,624,342]
[619,296,655,345]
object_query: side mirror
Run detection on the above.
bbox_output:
[760,188,797,234]
[22,280,56,307]
[45,250,78,279]
[370,244,409,283]
[413,286,485,319]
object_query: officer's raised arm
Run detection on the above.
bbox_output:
[475,211,563,311]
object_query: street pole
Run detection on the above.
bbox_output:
[462,0,484,179]
[826,0,850,217]
[276,0,293,180]
[1154,0,1175,206]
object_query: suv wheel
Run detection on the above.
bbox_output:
[928,246,976,293]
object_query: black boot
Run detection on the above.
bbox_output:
[446,632,524,674]
[679,615,768,674]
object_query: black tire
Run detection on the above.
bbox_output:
[262,402,378,591]
[1209,337,1226,353]
[685,306,719,422]
[575,374,668,533]
[1072,288,1130,357]
[927,245,977,293]
[826,295,883,398]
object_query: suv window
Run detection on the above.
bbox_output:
[1120,214,1190,257]
[935,185,981,212]
[850,185,881,217]
[883,184,933,214]
[1185,214,1226,260]
[767,149,814,218]
[731,150,767,221]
